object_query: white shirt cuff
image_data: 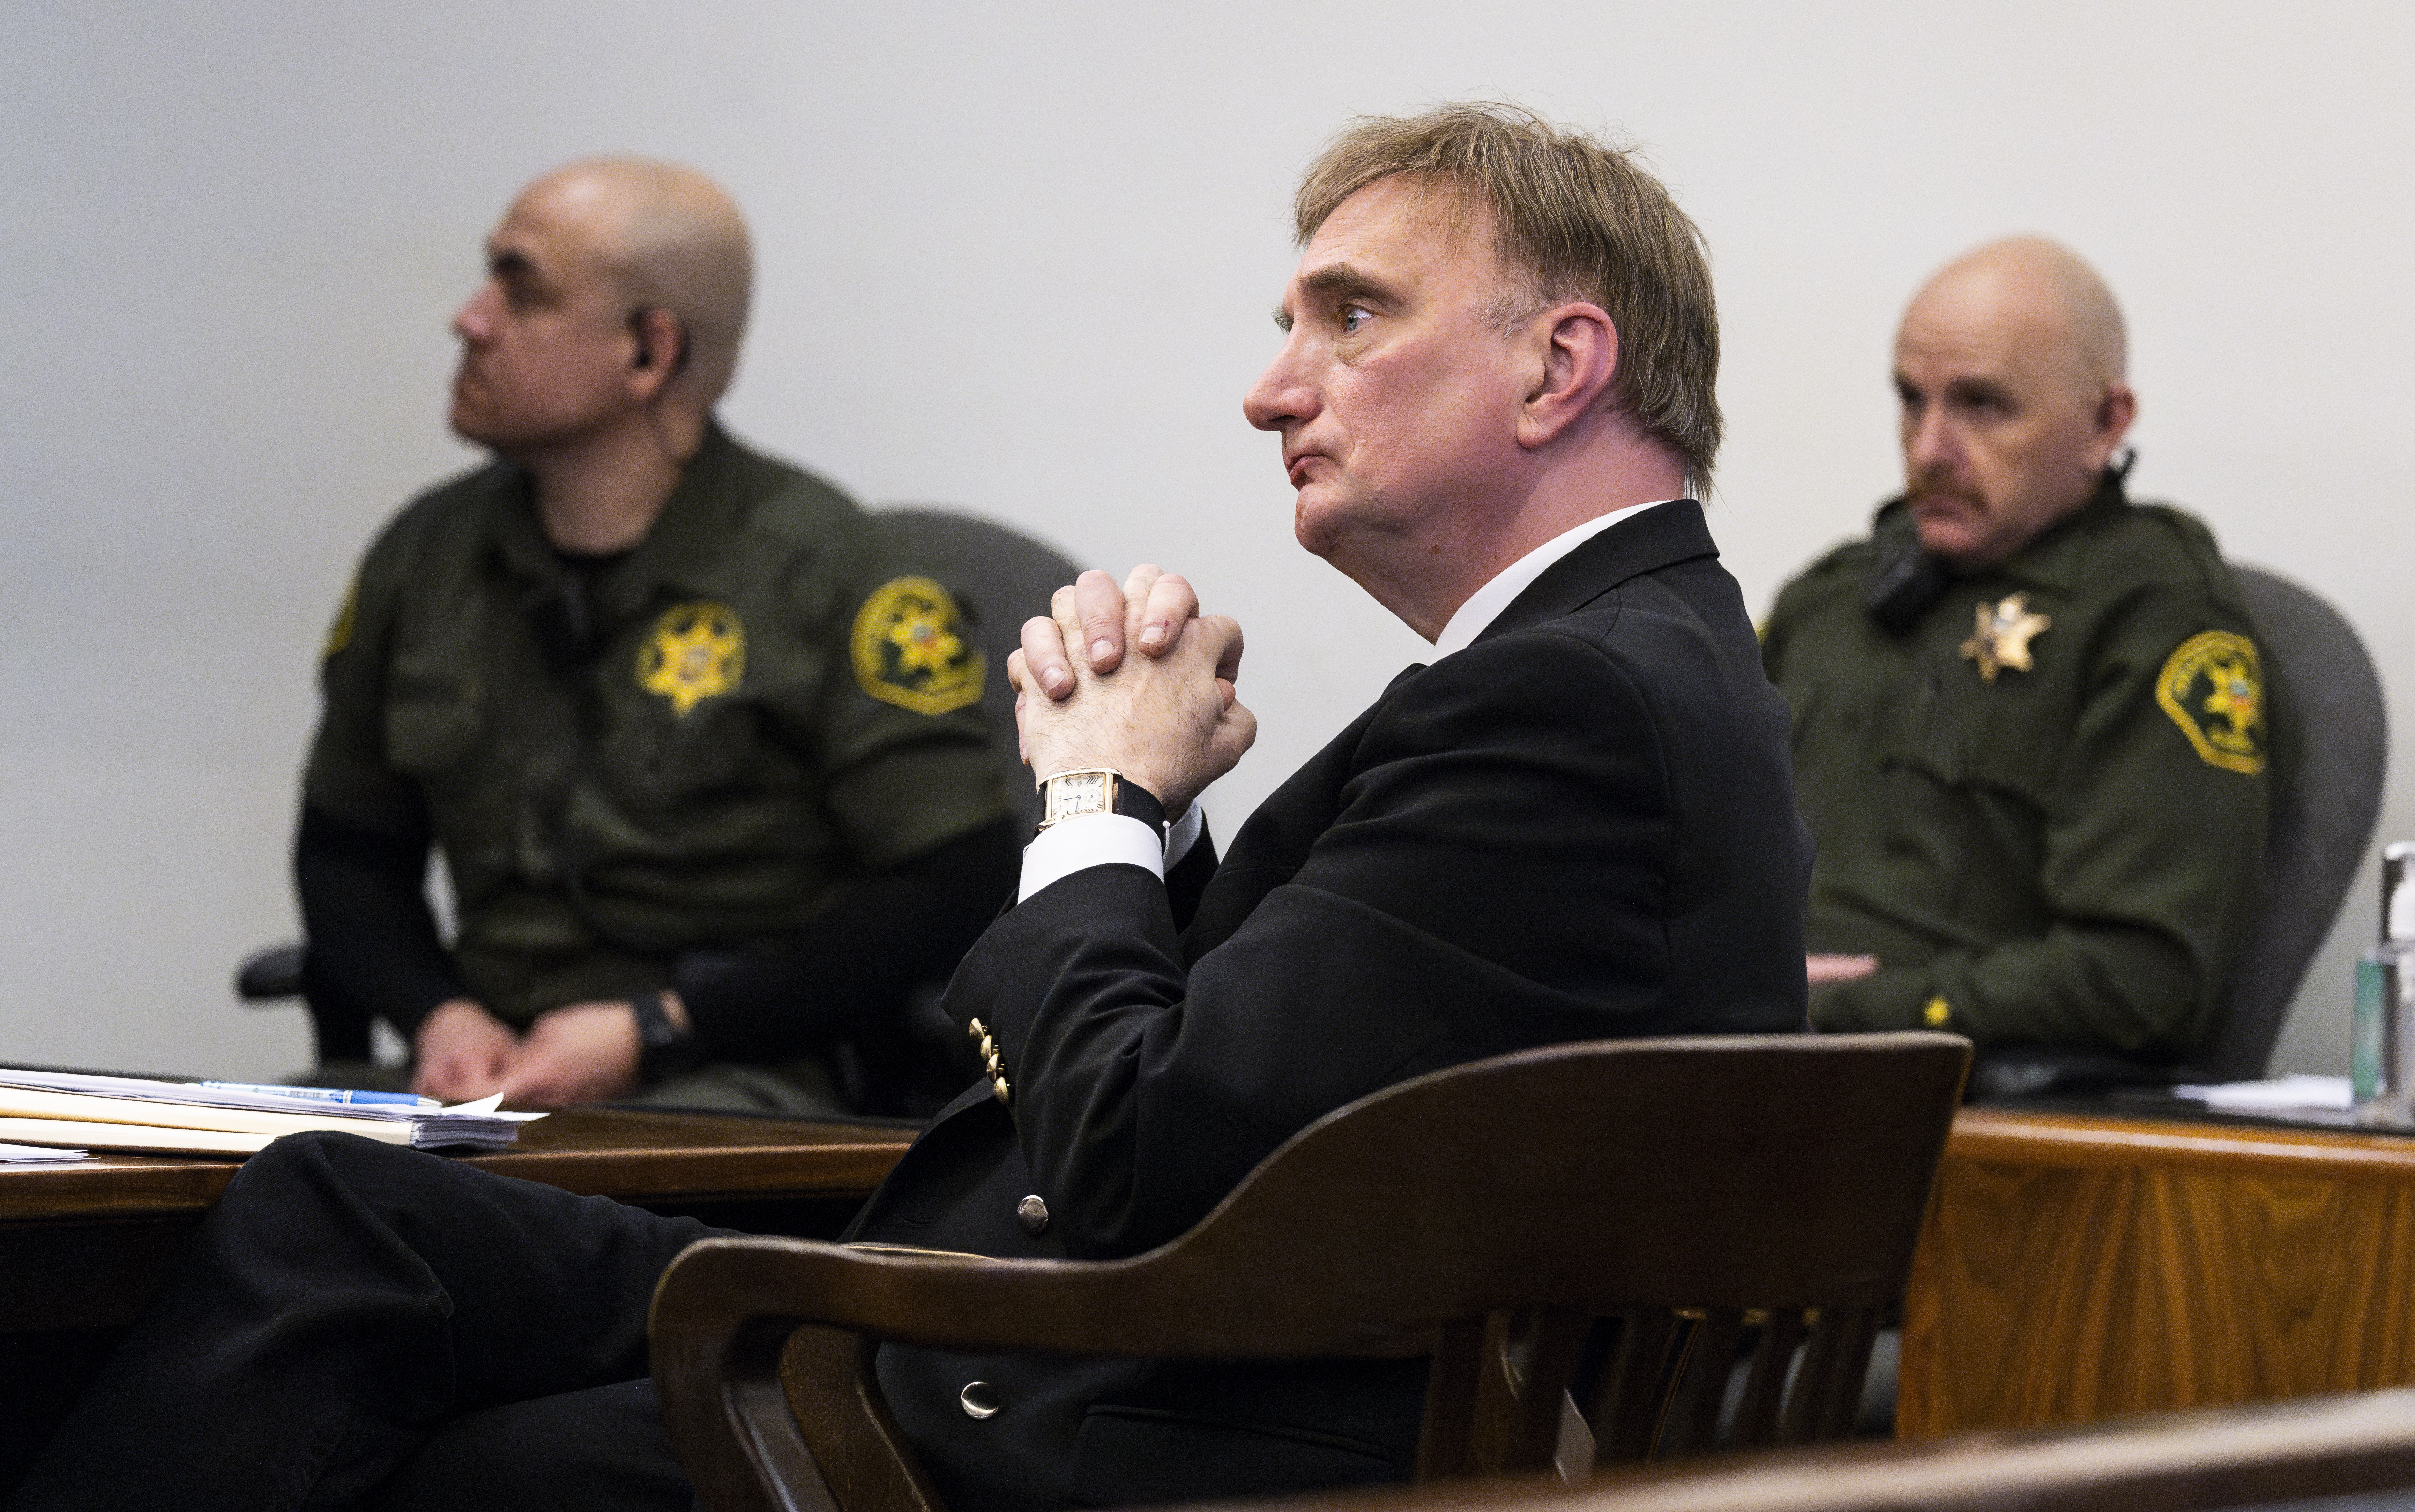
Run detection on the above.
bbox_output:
[1014,802,1206,904]
[1162,802,1204,868]
[1018,815,1164,902]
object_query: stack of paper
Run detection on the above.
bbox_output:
[0,1069,544,1157]
[2169,1073,2354,1114]
[0,1142,90,1164]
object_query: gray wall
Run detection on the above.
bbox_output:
[3,1,2407,1079]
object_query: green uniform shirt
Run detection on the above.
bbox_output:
[1761,478,2271,1061]
[305,424,1013,1025]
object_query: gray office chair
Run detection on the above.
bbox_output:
[239,507,1083,1071]
[2192,565,2386,1082]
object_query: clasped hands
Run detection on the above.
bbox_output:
[413,993,678,1105]
[1009,565,1254,822]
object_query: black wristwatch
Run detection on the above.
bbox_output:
[629,990,701,1086]
[1035,768,1168,839]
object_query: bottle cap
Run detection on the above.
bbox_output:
[2389,843,2415,942]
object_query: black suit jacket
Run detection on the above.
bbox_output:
[847,501,1812,1511]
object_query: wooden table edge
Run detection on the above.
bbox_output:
[0,1114,917,1225]
[1946,1106,2415,1178]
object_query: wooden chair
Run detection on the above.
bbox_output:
[648,1031,1972,1512]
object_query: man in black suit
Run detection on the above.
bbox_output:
[11,104,1808,1512]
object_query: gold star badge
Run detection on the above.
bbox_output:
[636,601,746,716]
[1960,593,2051,683]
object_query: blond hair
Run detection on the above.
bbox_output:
[1295,103,1721,492]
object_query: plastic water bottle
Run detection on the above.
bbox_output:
[2353,842,2415,1126]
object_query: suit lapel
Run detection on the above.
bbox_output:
[1180,507,1714,956]
[1476,499,1718,644]
[1178,663,1426,959]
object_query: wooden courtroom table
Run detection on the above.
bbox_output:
[0,1107,915,1333]
[1898,1103,2415,1438]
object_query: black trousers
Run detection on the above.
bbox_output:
[11,1132,720,1512]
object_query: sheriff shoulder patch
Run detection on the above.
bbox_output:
[2155,629,2265,775]
[637,601,746,716]
[851,576,984,716]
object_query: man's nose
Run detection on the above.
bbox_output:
[1903,405,1958,474]
[1243,340,1311,433]
[452,283,497,342]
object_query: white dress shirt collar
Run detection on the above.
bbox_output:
[1428,500,1676,660]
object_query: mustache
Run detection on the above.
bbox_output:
[1907,466,1982,507]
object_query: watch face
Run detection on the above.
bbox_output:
[1053,772,1106,818]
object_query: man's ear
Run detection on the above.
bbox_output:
[1516,303,1618,451]
[625,306,686,404]
[2085,380,2138,470]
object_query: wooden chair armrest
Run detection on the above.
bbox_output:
[651,1238,854,1512]
[651,1236,1151,1512]
[652,1234,1450,1360]
[648,1233,1447,1512]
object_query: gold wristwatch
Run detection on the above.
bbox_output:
[1036,768,1168,837]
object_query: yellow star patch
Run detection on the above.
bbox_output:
[850,576,984,716]
[1959,593,2051,682]
[636,601,745,716]
[2155,630,2266,774]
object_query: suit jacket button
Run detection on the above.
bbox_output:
[1016,1195,1049,1235]
[960,1381,1002,1419]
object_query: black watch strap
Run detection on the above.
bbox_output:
[1111,777,1168,834]
[629,991,701,1086]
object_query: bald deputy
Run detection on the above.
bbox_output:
[1761,237,2272,1071]
[297,159,1017,1114]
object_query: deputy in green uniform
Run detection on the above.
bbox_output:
[1761,237,2271,1065]
[299,159,1016,1113]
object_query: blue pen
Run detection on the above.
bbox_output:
[196,1081,439,1109]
